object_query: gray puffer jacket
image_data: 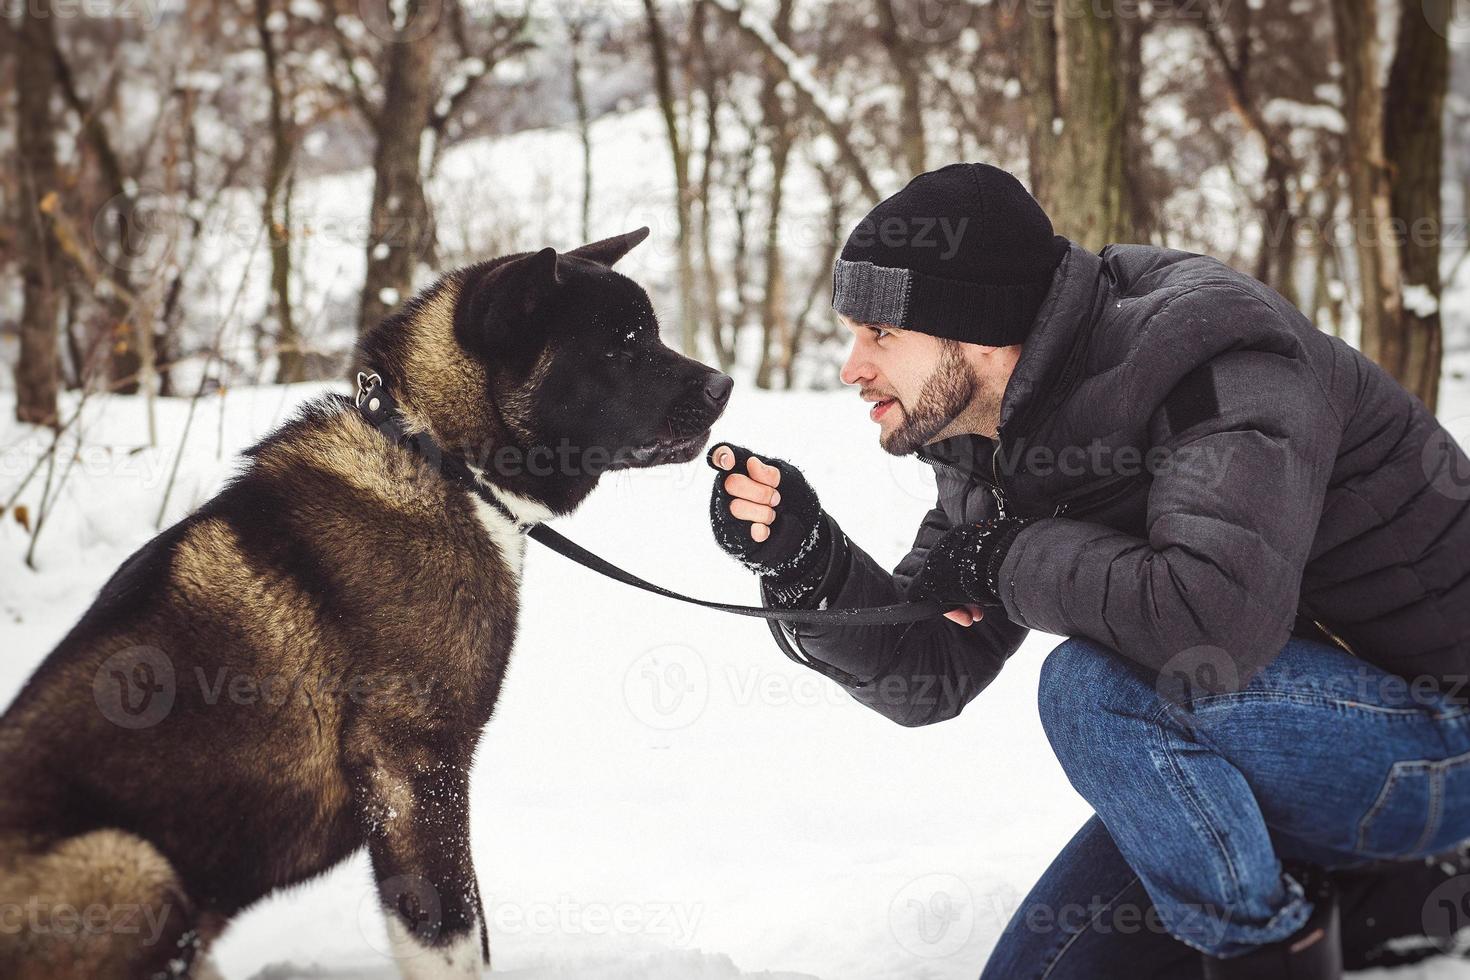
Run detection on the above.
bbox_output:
[763,241,1470,727]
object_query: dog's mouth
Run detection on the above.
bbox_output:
[609,426,713,471]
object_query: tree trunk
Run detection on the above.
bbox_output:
[50,35,143,394]
[15,0,62,426]
[1196,10,1299,300]
[255,0,303,383]
[356,1,439,343]
[1025,0,1134,250]
[709,0,879,203]
[1119,14,1156,243]
[690,0,734,372]
[1384,0,1449,412]
[1331,0,1401,370]
[643,0,698,356]
[567,16,594,244]
[873,0,926,177]
[754,0,794,390]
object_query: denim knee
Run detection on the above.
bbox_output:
[1040,638,1122,738]
[1038,637,1162,775]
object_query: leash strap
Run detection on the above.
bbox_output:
[524,522,952,625]
[353,373,956,627]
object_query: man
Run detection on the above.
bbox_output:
[706,163,1470,979]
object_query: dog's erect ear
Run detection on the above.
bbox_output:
[566,227,650,267]
[501,246,561,313]
[455,247,561,374]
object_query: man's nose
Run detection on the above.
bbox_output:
[840,344,870,386]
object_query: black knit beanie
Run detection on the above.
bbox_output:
[832,163,1070,346]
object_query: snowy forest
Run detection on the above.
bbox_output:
[4,2,1470,979]
[4,0,1468,421]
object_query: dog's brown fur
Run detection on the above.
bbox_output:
[0,230,730,978]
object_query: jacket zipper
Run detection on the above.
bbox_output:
[1312,618,1358,656]
[984,267,1110,521]
[989,439,1009,519]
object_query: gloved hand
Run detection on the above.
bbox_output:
[914,517,1034,608]
[707,443,830,585]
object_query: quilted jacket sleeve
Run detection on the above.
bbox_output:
[760,503,1030,727]
[995,327,1341,693]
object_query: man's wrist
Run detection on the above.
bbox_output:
[915,516,1034,607]
[763,515,846,609]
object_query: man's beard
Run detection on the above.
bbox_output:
[880,343,991,457]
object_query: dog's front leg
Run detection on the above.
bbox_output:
[349,752,487,979]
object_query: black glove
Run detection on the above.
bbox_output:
[707,443,830,587]
[913,517,1034,608]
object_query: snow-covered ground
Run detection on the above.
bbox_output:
[4,361,1470,979]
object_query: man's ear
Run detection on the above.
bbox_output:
[566,227,649,267]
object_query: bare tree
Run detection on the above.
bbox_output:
[873,0,926,177]
[1384,0,1451,411]
[709,0,880,203]
[1331,0,1402,370]
[255,0,304,383]
[333,1,529,339]
[14,1,63,426]
[562,7,595,243]
[643,0,698,355]
[754,0,795,389]
[356,4,439,339]
[1195,6,1304,301]
[1025,0,1136,250]
[689,0,734,370]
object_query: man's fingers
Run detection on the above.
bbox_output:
[711,445,735,470]
[745,456,782,488]
[723,473,780,506]
[942,605,986,627]
[750,522,770,543]
[730,498,777,525]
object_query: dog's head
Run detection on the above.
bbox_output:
[358,228,732,513]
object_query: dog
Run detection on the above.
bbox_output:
[0,227,732,979]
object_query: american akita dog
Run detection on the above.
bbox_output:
[0,228,732,979]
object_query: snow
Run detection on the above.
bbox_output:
[1261,98,1347,134]
[1404,284,1441,319]
[5,368,1470,979]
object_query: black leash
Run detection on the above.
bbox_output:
[353,372,955,627]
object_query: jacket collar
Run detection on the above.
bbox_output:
[917,241,1107,471]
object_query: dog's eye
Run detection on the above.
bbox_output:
[604,348,635,362]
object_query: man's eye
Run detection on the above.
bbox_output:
[872,328,891,341]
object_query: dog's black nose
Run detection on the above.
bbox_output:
[702,373,733,409]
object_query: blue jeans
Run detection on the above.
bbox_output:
[981,635,1470,977]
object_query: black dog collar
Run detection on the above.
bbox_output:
[353,370,533,533]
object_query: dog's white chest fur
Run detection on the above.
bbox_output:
[467,478,554,578]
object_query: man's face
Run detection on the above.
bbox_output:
[838,316,1014,455]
